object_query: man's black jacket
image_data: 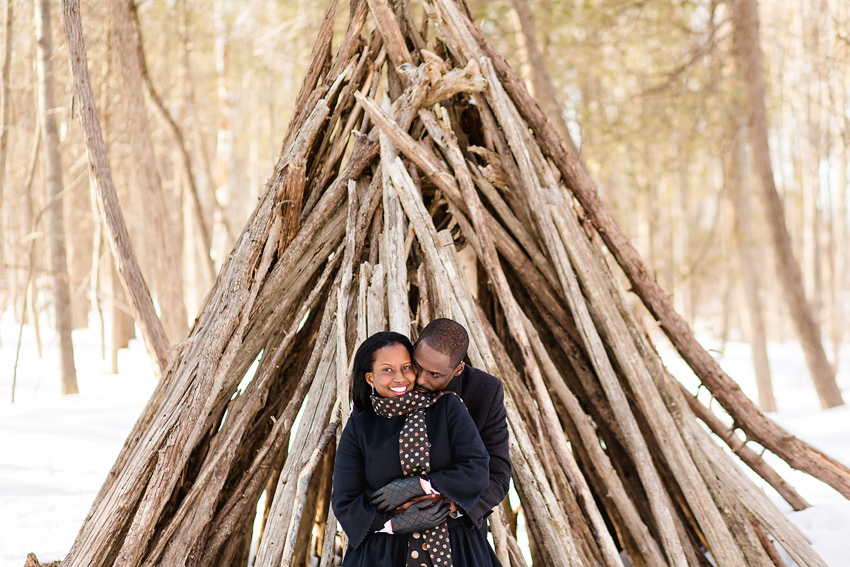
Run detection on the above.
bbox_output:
[443,364,511,529]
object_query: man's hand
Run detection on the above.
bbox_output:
[370,477,426,513]
[390,500,452,534]
[391,494,440,516]
[391,494,458,517]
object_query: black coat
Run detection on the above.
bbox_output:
[332,394,501,567]
[442,365,511,529]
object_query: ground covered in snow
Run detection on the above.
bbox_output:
[1,316,848,566]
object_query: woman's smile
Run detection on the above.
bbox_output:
[365,343,416,398]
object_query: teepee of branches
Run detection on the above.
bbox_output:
[59,0,850,566]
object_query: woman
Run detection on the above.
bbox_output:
[332,332,502,567]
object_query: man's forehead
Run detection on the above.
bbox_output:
[413,343,451,367]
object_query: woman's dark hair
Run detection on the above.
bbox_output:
[351,331,414,413]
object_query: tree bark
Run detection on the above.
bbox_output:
[834,74,849,368]
[802,0,823,317]
[128,1,216,289]
[732,0,842,408]
[728,116,775,411]
[507,0,581,159]
[0,0,11,295]
[212,0,238,267]
[36,0,78,395]
[110,0,188,346]
[61,0,170,376]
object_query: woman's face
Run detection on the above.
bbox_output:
[365,343,416,398]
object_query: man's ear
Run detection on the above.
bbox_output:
[453,362,465,377]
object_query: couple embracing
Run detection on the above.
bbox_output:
[331,318,511,567]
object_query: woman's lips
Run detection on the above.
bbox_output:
[389,386,408,395]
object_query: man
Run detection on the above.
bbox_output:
[369,318,511,531]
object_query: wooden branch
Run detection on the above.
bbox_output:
[524,315,668,567]
[365,0,412,70]
[129,1,216,285]
[420,58,487,107]
[143,248,342,566]
[62,0,170,376]
[679,383,809,511]
[387,151,588,562]
[196,295,339,567]
[280,417,341,565]
[540,202,688,565]
[461,0,850,500]
[689,412,828,567]
[379,128,410,334]
[434,107,624,567]
[254,321,341,567]
[552,206,747,567]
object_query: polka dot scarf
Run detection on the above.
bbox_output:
[372,390,454,567]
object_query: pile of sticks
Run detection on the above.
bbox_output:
[61,0,849,566]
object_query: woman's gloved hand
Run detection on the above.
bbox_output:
[390,500,452,534]
[370,477,426,513]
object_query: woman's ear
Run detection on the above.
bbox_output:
[365,372,374,387]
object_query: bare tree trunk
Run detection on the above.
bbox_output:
[834,74,849,368]
[728,117,775,412]
[67,151,95,331]
[108,256,135,373]
[110,0,187,346]
[35,0,77,395]
[508,0,580,159]
[0,0,11,302]
[212,0,237,267]
[678,139,698,323]
[128,2,216,291]
[732,0,843,408]
[91,191,105,360]
[22,125,42,356]
[802,0,823,319]
[62,0,170,376]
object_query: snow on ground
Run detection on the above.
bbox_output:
[0,316,156,566]
[1,314,849,566]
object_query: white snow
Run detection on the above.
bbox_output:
[1,315,849,566]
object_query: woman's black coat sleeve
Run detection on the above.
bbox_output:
[331,418,388,549]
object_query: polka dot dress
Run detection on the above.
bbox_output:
[372,391,458,567]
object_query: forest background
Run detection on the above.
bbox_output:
[1,0,850,565]
[2,0,849,406]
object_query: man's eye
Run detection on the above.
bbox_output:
[431,372,439,378]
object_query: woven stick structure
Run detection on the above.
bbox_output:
[61,1,849,566]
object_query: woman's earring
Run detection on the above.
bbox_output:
[371,385,375,395]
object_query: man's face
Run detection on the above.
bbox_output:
[413,342,464,392]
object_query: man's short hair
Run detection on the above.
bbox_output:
[416,318,469,367]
